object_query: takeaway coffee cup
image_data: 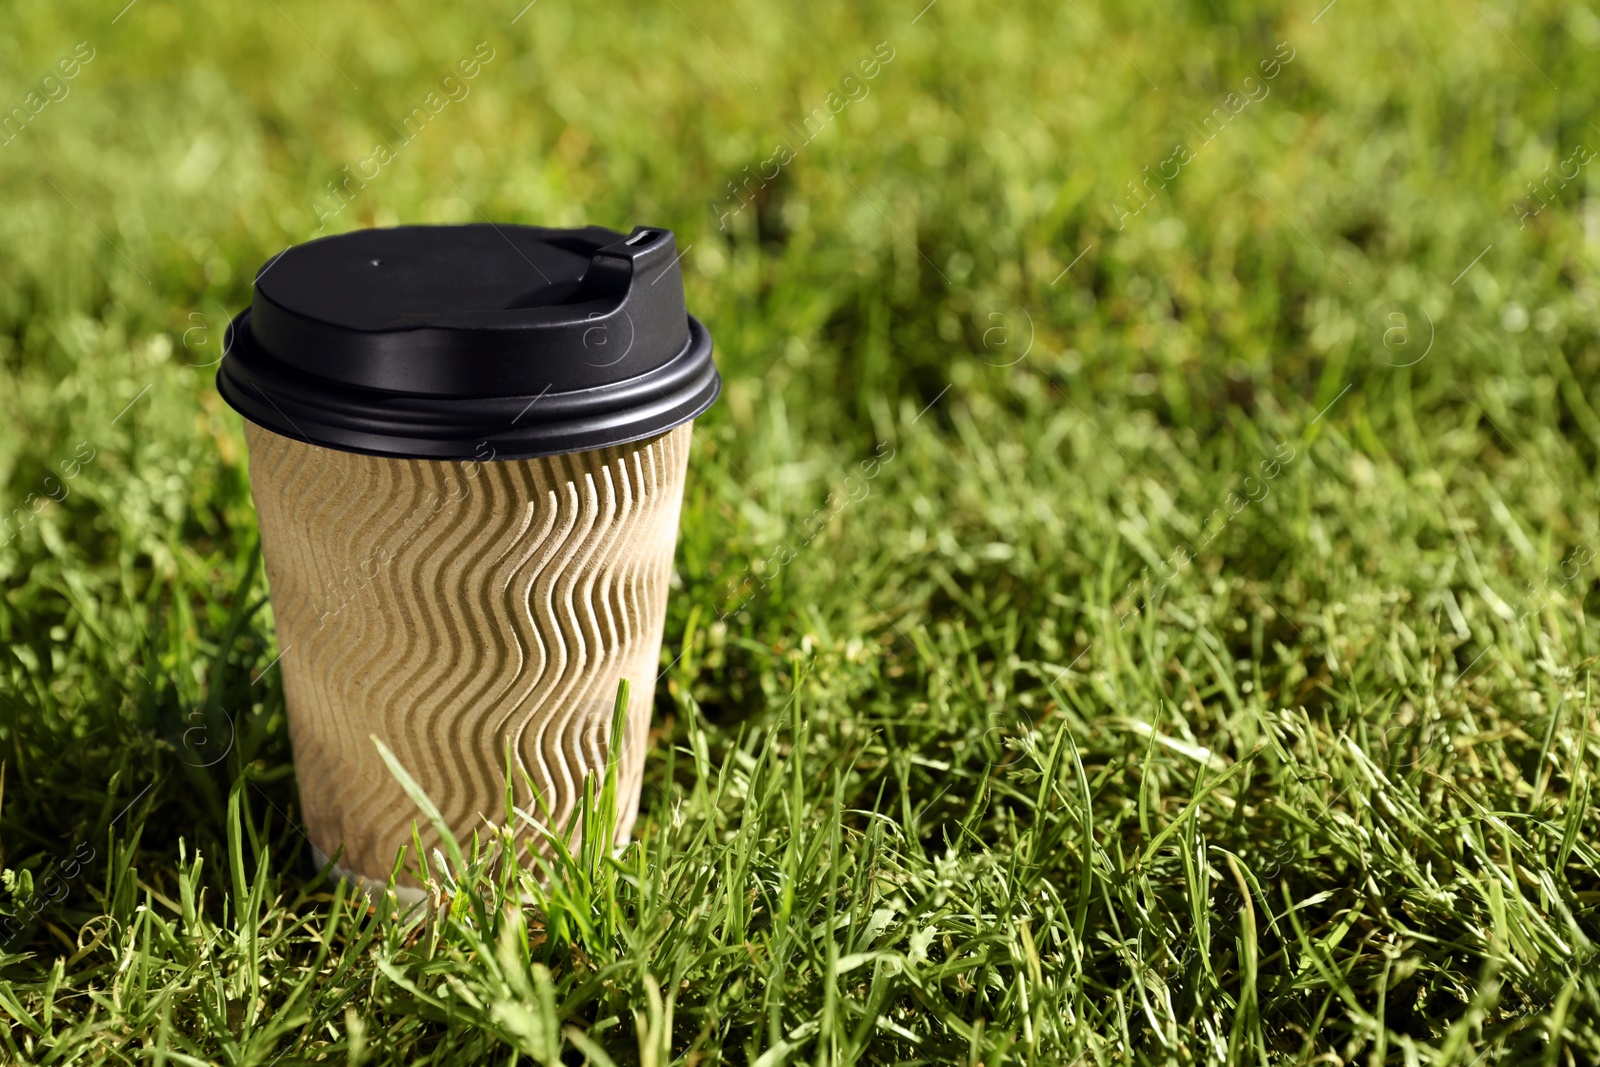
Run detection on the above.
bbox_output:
[218,224,718,898]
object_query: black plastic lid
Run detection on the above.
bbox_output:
[217,223,718,460]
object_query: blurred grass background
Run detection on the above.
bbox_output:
[3,0,1600,1061]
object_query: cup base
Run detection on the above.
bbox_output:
[311,846,429,909]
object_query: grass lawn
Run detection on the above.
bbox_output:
[3,0,1600,1061]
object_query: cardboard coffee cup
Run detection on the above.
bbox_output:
[218,224,718,897]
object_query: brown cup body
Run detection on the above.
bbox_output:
[243,421,692,887]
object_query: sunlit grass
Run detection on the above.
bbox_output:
[1,0,1599,1061]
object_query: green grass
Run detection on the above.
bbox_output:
[2,0,1600,1061]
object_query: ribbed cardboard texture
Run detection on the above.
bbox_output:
[244,421,692,886]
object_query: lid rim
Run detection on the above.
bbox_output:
[218,310,719,461]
